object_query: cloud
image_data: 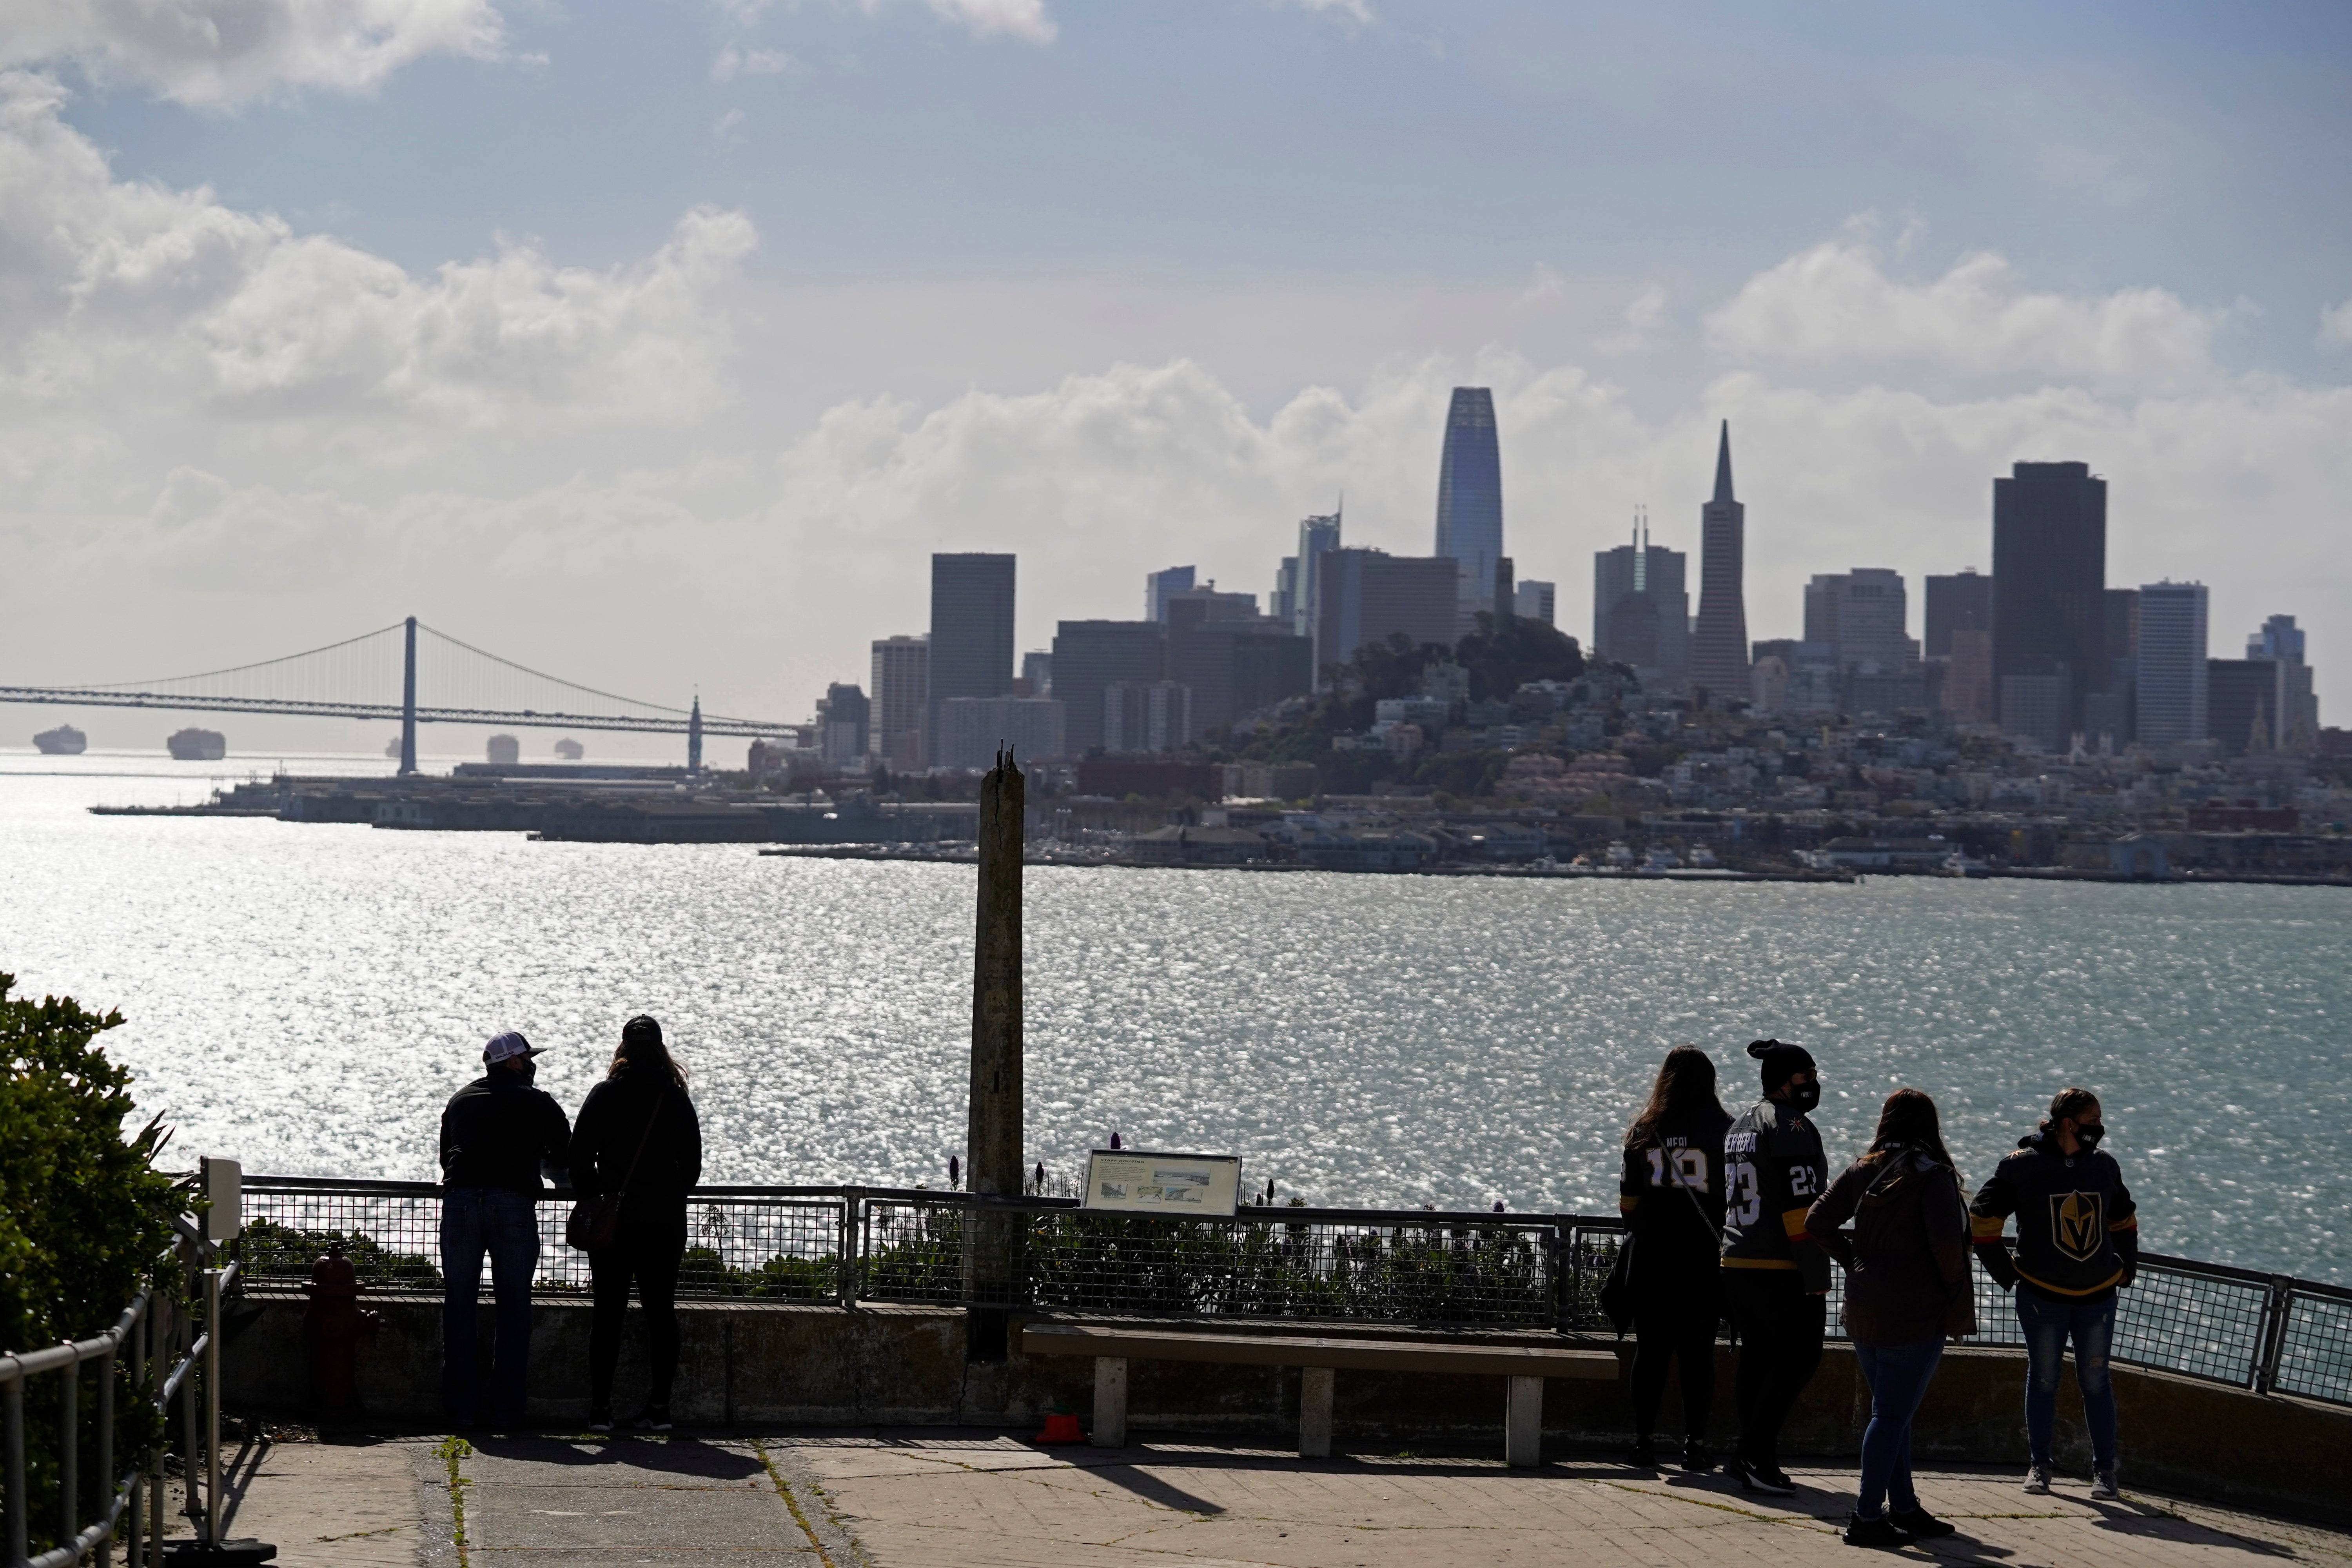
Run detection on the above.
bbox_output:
[1597,282,1668,356]
[2321,298,2352,350]
[1281,0,1375,22]
[1706,230,2221,393]
[711,44,792,81]
[0,0,503,106]
[921,0,1056,45]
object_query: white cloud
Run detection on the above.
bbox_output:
[921,0,1056,45]
[1281,0,1375,22]
[1597,282,1668,356]
[1706,231,2221,392]
[0,0,503,106]
[711,45,792,82]
[2320,298,2352,350]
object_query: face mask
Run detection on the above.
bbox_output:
[2073,1122,2105,1150]
[1784,1080,1822,1116]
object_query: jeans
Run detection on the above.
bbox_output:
[441,1187,541,1425]
[1630,1281,1720,1441]
[1726,1272,1826,1468]
[589,1207,687,1416]
[2018,1290,2118,1469]
[1853,1338,1944,1519]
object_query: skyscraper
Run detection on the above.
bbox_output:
[1802,570,1915,673]
[2135,581,2209,745]
[1689,421,1749,696]
[869,634,928,769]
[1051,619,1167,752]
[1513,580,1556,626]
[1434,389,1503,635]
[2248,613,2319,742]
[1145,566,1196,622]
[1992,461,2107,737]
[1592,523,1689,689]
[1275,511,1343,637]
[1310,548,1459,680]
[819,683,869,764]
[928,554,1016,749]
[1924,570,1993,659]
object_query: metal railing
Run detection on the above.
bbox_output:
[229,1178,2352,1407]
[1,1216,239,1568]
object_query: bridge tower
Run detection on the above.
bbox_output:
[399,617,418,775]
[688,695,703,773]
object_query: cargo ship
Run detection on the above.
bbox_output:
[167,728,228,761]
[34,724,88,755]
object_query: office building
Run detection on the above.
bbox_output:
[1272,511,1343,637]
[1145,566,1196,622]
[1513,580,1556,627]
[1944,630,1994,724]
[1165,600,1311,735]
[819,682,869,765]
[927,554,1016,747]
[869,634,928,769]
[1924,570,1992,659]
[1103,681,1192,753]
[2248,614,2320,743]
[2136,581,2209,746]
[1434,388,1504,635]
[1051,619,1167,752]
[1803,569,1916,674]
[1992,461,2107,736]
[935,696,1065,770]
[2001,672,2071,751]
[1592,522,1688,689]
[1020,650,1053,699]
[1164,584,1258,622]
[2207,659,2281,758]
[1311,548,1459,680]
[1689,421,1750,696]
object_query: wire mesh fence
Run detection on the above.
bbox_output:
[233,1177,2352,1405]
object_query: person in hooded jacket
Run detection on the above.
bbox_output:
[1617,1045,1732,1472]
[1969,1086,2137,1501]
[570,1014,702,1432]
[1807,1089,1970,1550]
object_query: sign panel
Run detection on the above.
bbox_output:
[201,1155,243,1243]
[1082,1150,1242,1218]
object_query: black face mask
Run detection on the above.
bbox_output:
[2072,1122,2105,1150]
[1783,1080,1822,1116]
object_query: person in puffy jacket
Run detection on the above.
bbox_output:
[1969,1086,2137,1501]
[1808,1089,1969,1549]
[570,1014,702,1432]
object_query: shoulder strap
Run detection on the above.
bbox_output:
[610,1083,670,1204]
[1655,1136,1717,1230]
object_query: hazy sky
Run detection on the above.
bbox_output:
[3,0,2347,757]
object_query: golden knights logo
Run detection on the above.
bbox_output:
[2051,1191,2106,1262]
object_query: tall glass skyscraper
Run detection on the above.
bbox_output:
[927,553,1016,752]
[1434,388,1502,636]
[1992,460,2107,737]
[1689,421,1751,696]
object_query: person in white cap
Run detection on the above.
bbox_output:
[438,1030,571,1428]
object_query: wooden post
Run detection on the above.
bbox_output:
[965,744,1025,1361]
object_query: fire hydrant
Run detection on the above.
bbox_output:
[304,1241,374,1418]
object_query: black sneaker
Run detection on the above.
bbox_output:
[587,1410,613,1435]
[1843,1514,1915,1549]
[1630,1436,1659,1468]
[1728,1455,1795,1496]
[1681,1438,1717,1474]
[1888,1505,1955,1538]
[632,1406,673,1433]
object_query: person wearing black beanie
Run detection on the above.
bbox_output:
[1718,1038,1831,1497]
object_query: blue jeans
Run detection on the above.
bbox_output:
[441,1187,541,1425]
[1852,1338,1944,1519]
[2017,1290,2117,1469]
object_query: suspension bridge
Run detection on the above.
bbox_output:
[0,617,795,771]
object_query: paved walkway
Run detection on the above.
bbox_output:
[174,1428,2352,1568]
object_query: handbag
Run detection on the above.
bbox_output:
[566,1084,669,1252]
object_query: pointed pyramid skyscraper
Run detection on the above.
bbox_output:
[1689,419,1751,698]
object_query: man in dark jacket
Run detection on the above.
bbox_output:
[439,1030,570,1427]
[1969,1086,2138,1500]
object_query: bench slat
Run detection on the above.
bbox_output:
[1020,1323,1619,1379]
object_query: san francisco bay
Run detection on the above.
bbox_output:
[5,755,2345,1281]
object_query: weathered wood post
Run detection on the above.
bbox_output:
[965,743,1025,1361]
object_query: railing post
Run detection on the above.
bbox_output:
[7,1367,26,1568]
[202,1270,222,1548]
[58,1345,77,1557]
[838,1189,864,1310]
[2254,1278,2292,1394]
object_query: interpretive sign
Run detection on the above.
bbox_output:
[1083,1149,1242,1217]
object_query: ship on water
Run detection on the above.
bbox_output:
[168,728,227,761]
[34,724,87,755]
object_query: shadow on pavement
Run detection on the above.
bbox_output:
[465,1435,766,1482]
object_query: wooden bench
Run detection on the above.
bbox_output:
[1019,1321,1619,1466]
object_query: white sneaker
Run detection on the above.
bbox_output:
[2023,1465,2053,1495]
[2091,1468,2120,1501]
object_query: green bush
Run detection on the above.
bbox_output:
[2,971,185,1554]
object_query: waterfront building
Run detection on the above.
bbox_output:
[935,695,1065,769]
[870,634,929,770]
[1688,421,1750,697]
[1311,548,1459,682]
[2248,614,2320,744]
[1924,569,1992,659]
[1992,460,2107,737]
[1434,388,1504,636]
[1052,619,1167,752]
[487,734,519,766]
[1103,681,1193,753]
[1145,566,1196,622]
[820,682,870,765]
[2136,580,2210,746]
[1592,521,1688,690]
[1513,579,1556,627]
[927,554,1016,748]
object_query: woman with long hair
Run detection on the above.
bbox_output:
[1617,1045,1732,1470]
[570,1014,702,1433]
[1806,1088,1970,1548]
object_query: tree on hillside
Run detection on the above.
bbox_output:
[1453,613,1585,701]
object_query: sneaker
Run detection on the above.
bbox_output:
[632,1407,673,1433]
[2090,1468,2121,1501]
[587,1410,614,1435]
[1757,1463,1799,1494]
[1729,1456,1795,1497]
[1888,1506,1955,1539]
[1843,1514,1915,1549]
[1629,1436,1659,1468]
[1681,1438,1717,1475]
[2022,1464,2052,1495]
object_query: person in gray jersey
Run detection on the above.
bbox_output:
[1718,1038,1831,1497]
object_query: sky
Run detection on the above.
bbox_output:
[2,0,2347,758]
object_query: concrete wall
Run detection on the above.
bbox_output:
[230,1293,2351,1524]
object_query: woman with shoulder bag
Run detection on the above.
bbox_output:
[1806,1088,1972,1549]
[569,1014,702,1434]
[1615,1045,1733,1472]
